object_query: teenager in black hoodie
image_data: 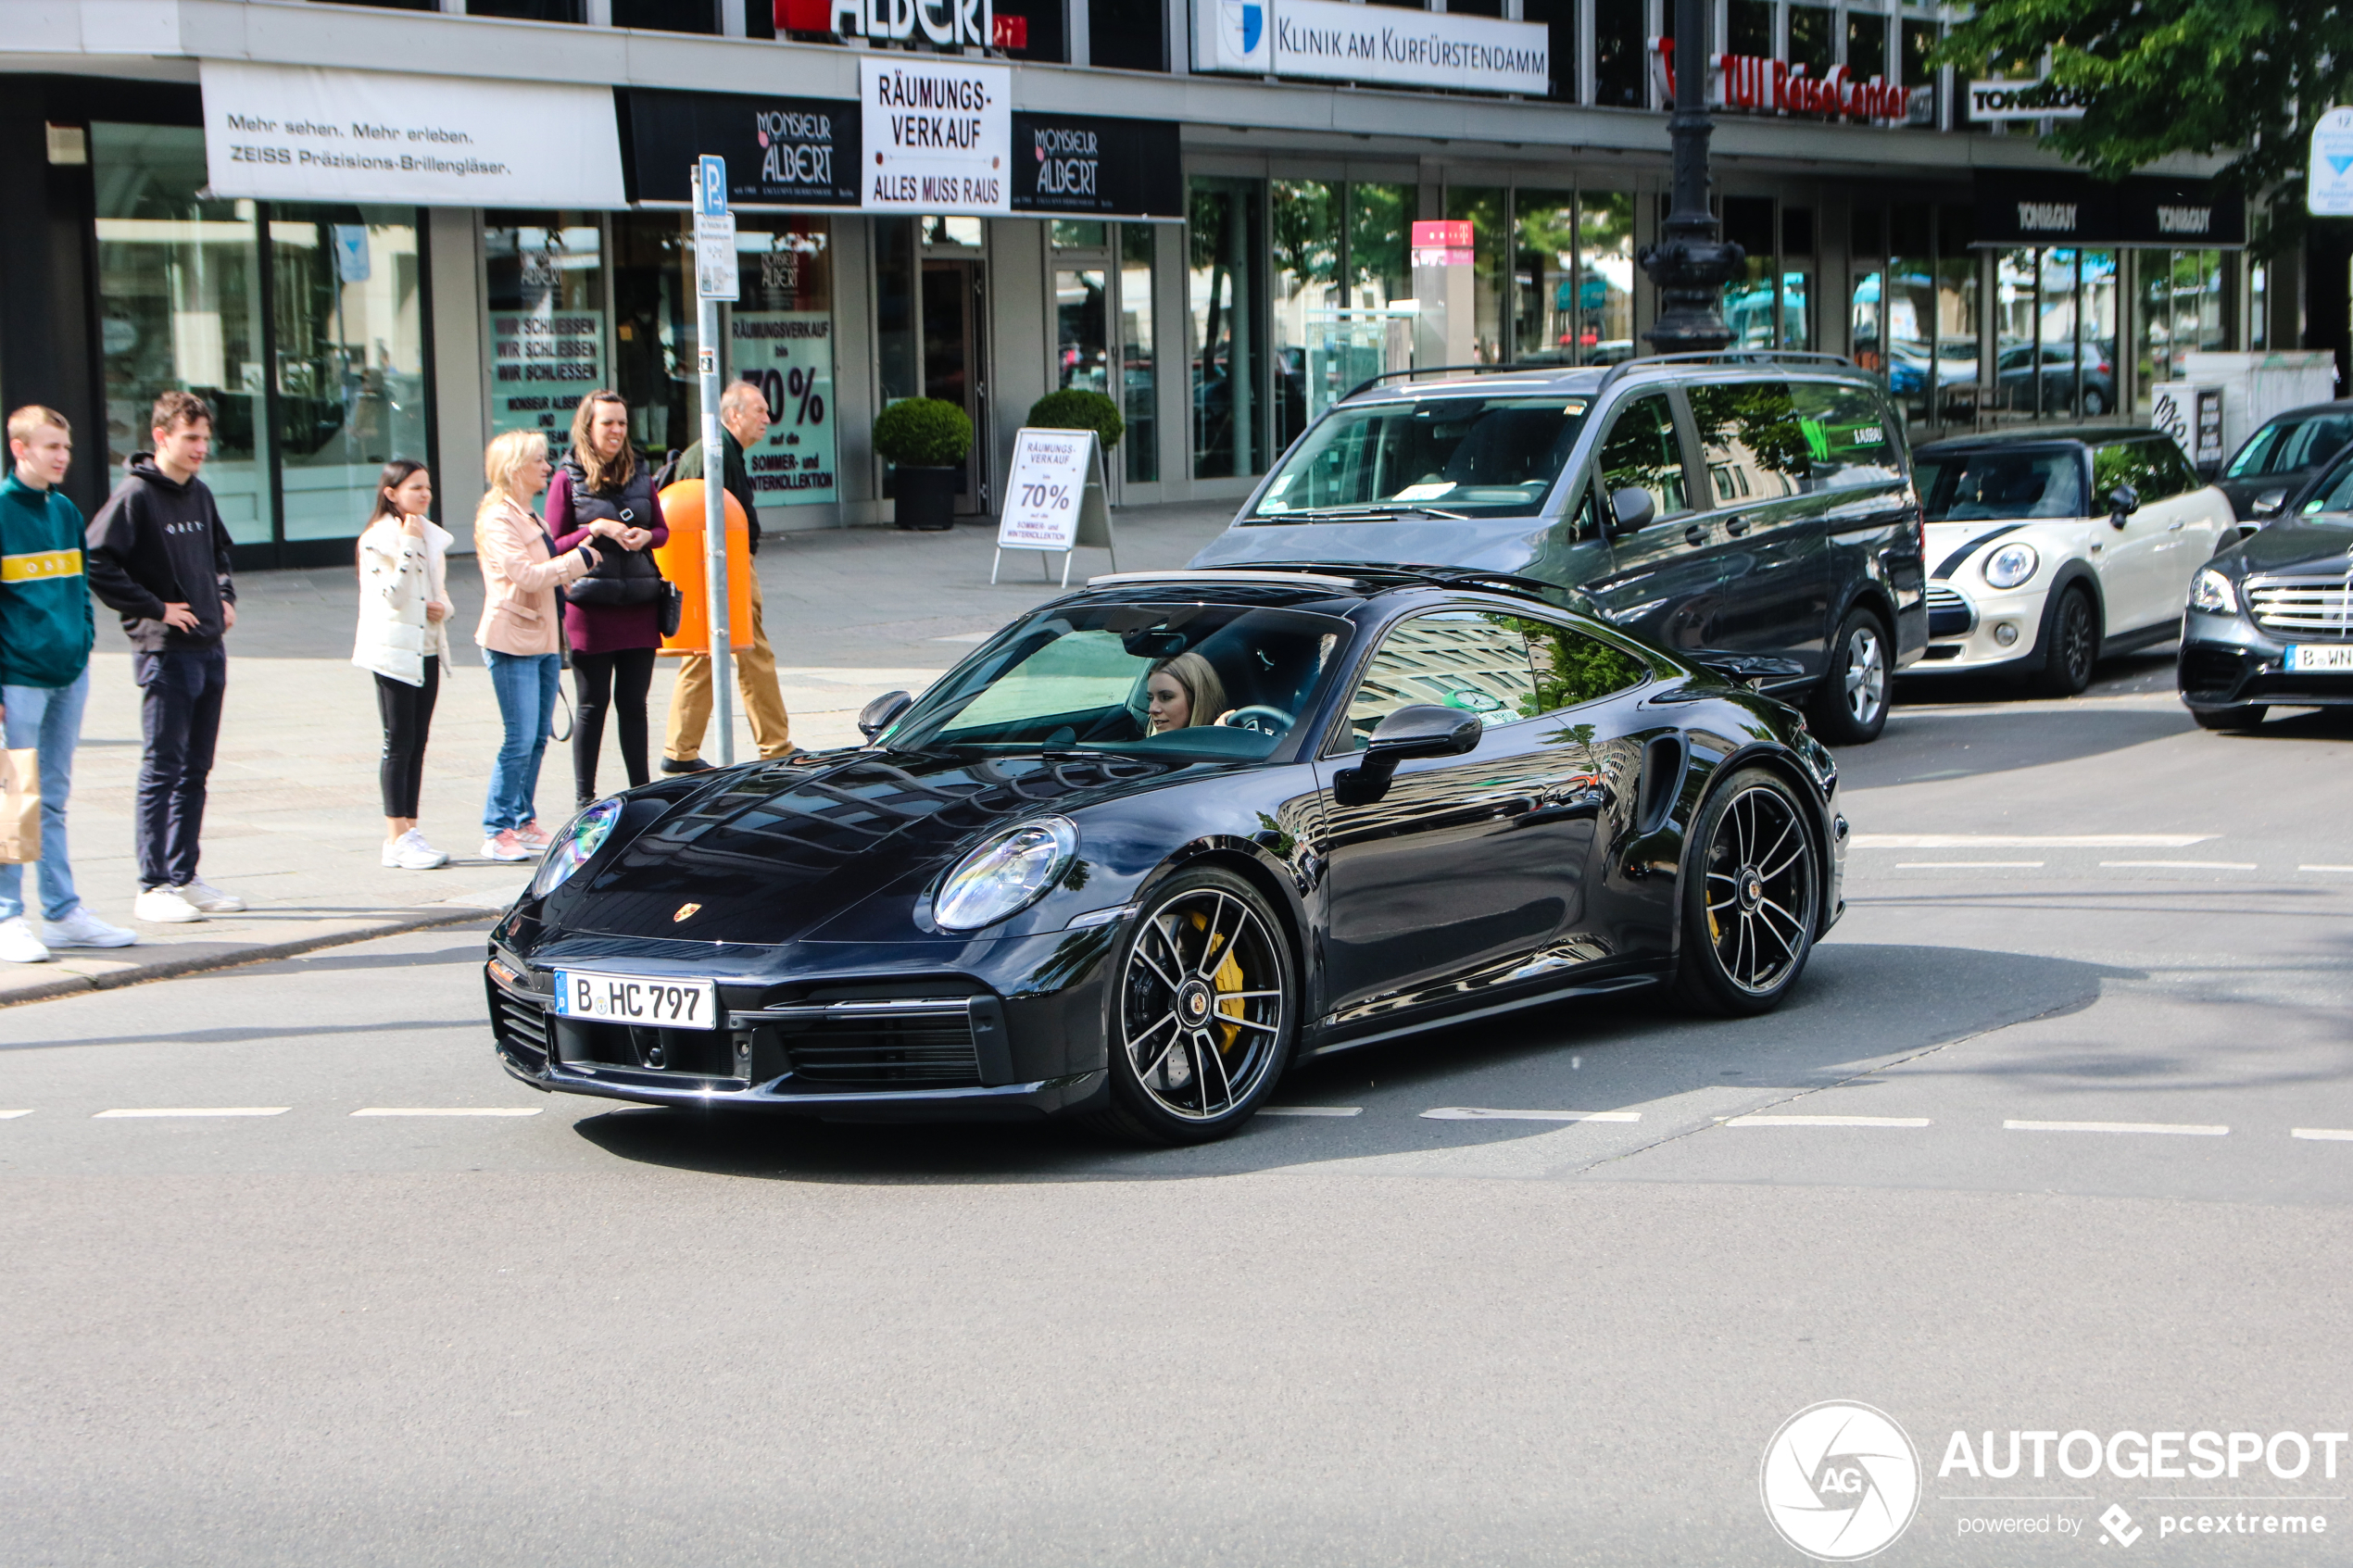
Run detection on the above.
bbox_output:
[84,391,247,925]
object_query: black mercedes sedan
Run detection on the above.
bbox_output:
[2180,513,2353,730]
[485,567,1846,1144]
[2215,401,2353,524]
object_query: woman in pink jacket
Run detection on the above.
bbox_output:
[472,429,612,863]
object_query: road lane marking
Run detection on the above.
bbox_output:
[0,1110,31,1120]
[350,1107,543,1117]
[1894,860,2045,869]
[2099,859,2258,870]
[2292,1128,2353,1141]
[1725,1114,1931,1127]
[94,1107,289,1119]
[1260,1106,1363,1117]
[2298,865,2353,872]
[1855,834,2215,848]
[2005,1119,2228,1135]
[1422,1108,1642,1122]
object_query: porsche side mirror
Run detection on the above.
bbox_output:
[859,690,912,741]
[1334,705,1484,808]
[2108,483,2140,528]
[1607,486,1657,536]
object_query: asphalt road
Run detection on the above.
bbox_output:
[6,647,2351,1567]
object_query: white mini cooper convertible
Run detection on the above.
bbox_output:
[1908,428,2234,695]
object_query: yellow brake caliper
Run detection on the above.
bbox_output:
[1188,910,1249,1055]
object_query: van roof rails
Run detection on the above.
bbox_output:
[1592,349,1858,401]
[1338,363,1571,401]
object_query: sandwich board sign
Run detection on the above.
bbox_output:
[994,427,1117,587]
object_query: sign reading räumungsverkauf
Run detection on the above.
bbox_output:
[199,61,625,208]
[1192,0,1547,95]
[860,56,1010,216]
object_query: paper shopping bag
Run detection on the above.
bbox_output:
[0,747,38,865]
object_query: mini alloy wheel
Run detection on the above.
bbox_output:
[2034,588,2098,696]
[1096,868,1294,1144]
[1675,769,1820,1016]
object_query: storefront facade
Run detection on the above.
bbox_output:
[0,0,2284,566]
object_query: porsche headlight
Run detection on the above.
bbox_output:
[530,797,623,898]
[2189,567,2239,616]
[1982,542,2041,590]
[934,817,1077,932]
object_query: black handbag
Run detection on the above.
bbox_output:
[658,580,685,638]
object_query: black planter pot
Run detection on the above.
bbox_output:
[891,466,959,532]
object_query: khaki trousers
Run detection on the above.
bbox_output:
[664,568,793,760]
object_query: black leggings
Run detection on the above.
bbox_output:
[374,657,440,819]
[572,646,657,804]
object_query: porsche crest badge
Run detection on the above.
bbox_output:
[673,902,701,923]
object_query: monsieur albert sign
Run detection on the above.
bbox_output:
[1008,114,1183,219]
[619,88,861,208]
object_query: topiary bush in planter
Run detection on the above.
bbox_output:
[873,397,973,530]
[1026,389,1125,453]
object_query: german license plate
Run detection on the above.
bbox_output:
[550,971,718,1031]
[2287,644,2353,672]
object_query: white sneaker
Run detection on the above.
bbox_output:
[181,878,245,913]
[133,885,207,923]
[40,907,138,949]
[0,915,52,963]
[384,830,448,871]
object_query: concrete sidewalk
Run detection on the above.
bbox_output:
[1,501,1237,1006]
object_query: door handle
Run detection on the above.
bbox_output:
[1683,524,1706,547]
[1724,515,1749,537]
[2168,520,2185,532]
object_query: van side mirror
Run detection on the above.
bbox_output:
[1608,486,1657,535]
[1334,704,1484,807]
[2107,483,2140,528]
[859,690,912,740]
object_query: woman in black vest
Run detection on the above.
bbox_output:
[547,390,670,808]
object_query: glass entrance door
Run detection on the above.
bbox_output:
[921,258,987,513]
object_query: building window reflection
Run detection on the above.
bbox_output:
[1189,176,1263,480]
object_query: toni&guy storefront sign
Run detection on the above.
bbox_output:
[1193,0,1549,96]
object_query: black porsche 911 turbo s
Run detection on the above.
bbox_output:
[484,565,1848,1144]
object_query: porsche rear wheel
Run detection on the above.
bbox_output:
[1091,867,1296,1145]
[1674,769,1820,1017]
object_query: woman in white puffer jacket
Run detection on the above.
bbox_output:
[353,459,455,871]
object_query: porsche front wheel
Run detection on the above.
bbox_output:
[1092,867,1296,1145]
[1675,769,1821,1017]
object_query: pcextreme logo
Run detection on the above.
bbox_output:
[1761,1401,1923,1561]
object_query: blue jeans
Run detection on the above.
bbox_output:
[483,649,562,834]
[0,669,90,922]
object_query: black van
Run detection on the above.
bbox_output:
[1190,352,1929,743]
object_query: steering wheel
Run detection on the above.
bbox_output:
[1222,705,1294,737]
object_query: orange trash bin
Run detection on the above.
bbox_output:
[653,480,754,655]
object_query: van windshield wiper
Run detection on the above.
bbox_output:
[1254,503,1471,522]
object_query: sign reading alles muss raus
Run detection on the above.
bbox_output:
[1192,0,1548,95]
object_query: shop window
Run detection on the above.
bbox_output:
[1348,183,1412,310]
[1901,18,1938,128]
[484,212,606,460]
[1846,9,1888,80]
[468,0,583,17]
[1271,181,1340,456]
[612,211,698,457]
[1519,0,1577,100]
[1721,197,1778,351]
[610,0,718,31]
[732,216,837,511]
[1053,221,1109,248]
[922,216,986,248]
[1728,0,1773,58]
[1593,0,1645,108]
[271,206,429,543]
[993,0,1067,61]
[1189,176,1264,480]
[875,218,919,404]
[1088,0,1166,70]
[1057,268,1110,395]
[1513,191,1576,367]
[92,123,271,546]
[1578,193,1636,365]
[1780,207,1814,351]
[1119,224,1158,483]
[1443,186,1507,367]
[1936,205,1980,430]
[1789,2,1832,76]
[2138,250,2226,411]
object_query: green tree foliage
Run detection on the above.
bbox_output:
[1938,0,2353,245]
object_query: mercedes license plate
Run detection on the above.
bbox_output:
[2287,644,2353,672]
[550,971,718,1031]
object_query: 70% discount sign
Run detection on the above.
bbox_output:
[993,427,1117,587]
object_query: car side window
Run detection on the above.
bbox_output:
[2145,438,2199,497]
[1787,383,1905,489]
[1335,611,1538,751]
[1687,381,1806,508]
[1509,617,1652,715]
[2095,438,2188,502]
[1597,393,1689,521]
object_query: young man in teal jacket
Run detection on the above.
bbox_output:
[0,407,136,962]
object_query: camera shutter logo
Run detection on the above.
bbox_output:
[1759,1401,1921,1561]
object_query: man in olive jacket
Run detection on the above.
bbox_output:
[83,390,245,925]
[0,407,135,961]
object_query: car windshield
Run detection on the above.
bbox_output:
[2227,412,2353,479]
[2300,460,2353,514]
[882,601,1354,761]
[1916,448,2086,521]
[1249,395,1590,521]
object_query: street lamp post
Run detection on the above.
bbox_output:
[1639,0,1744,353]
